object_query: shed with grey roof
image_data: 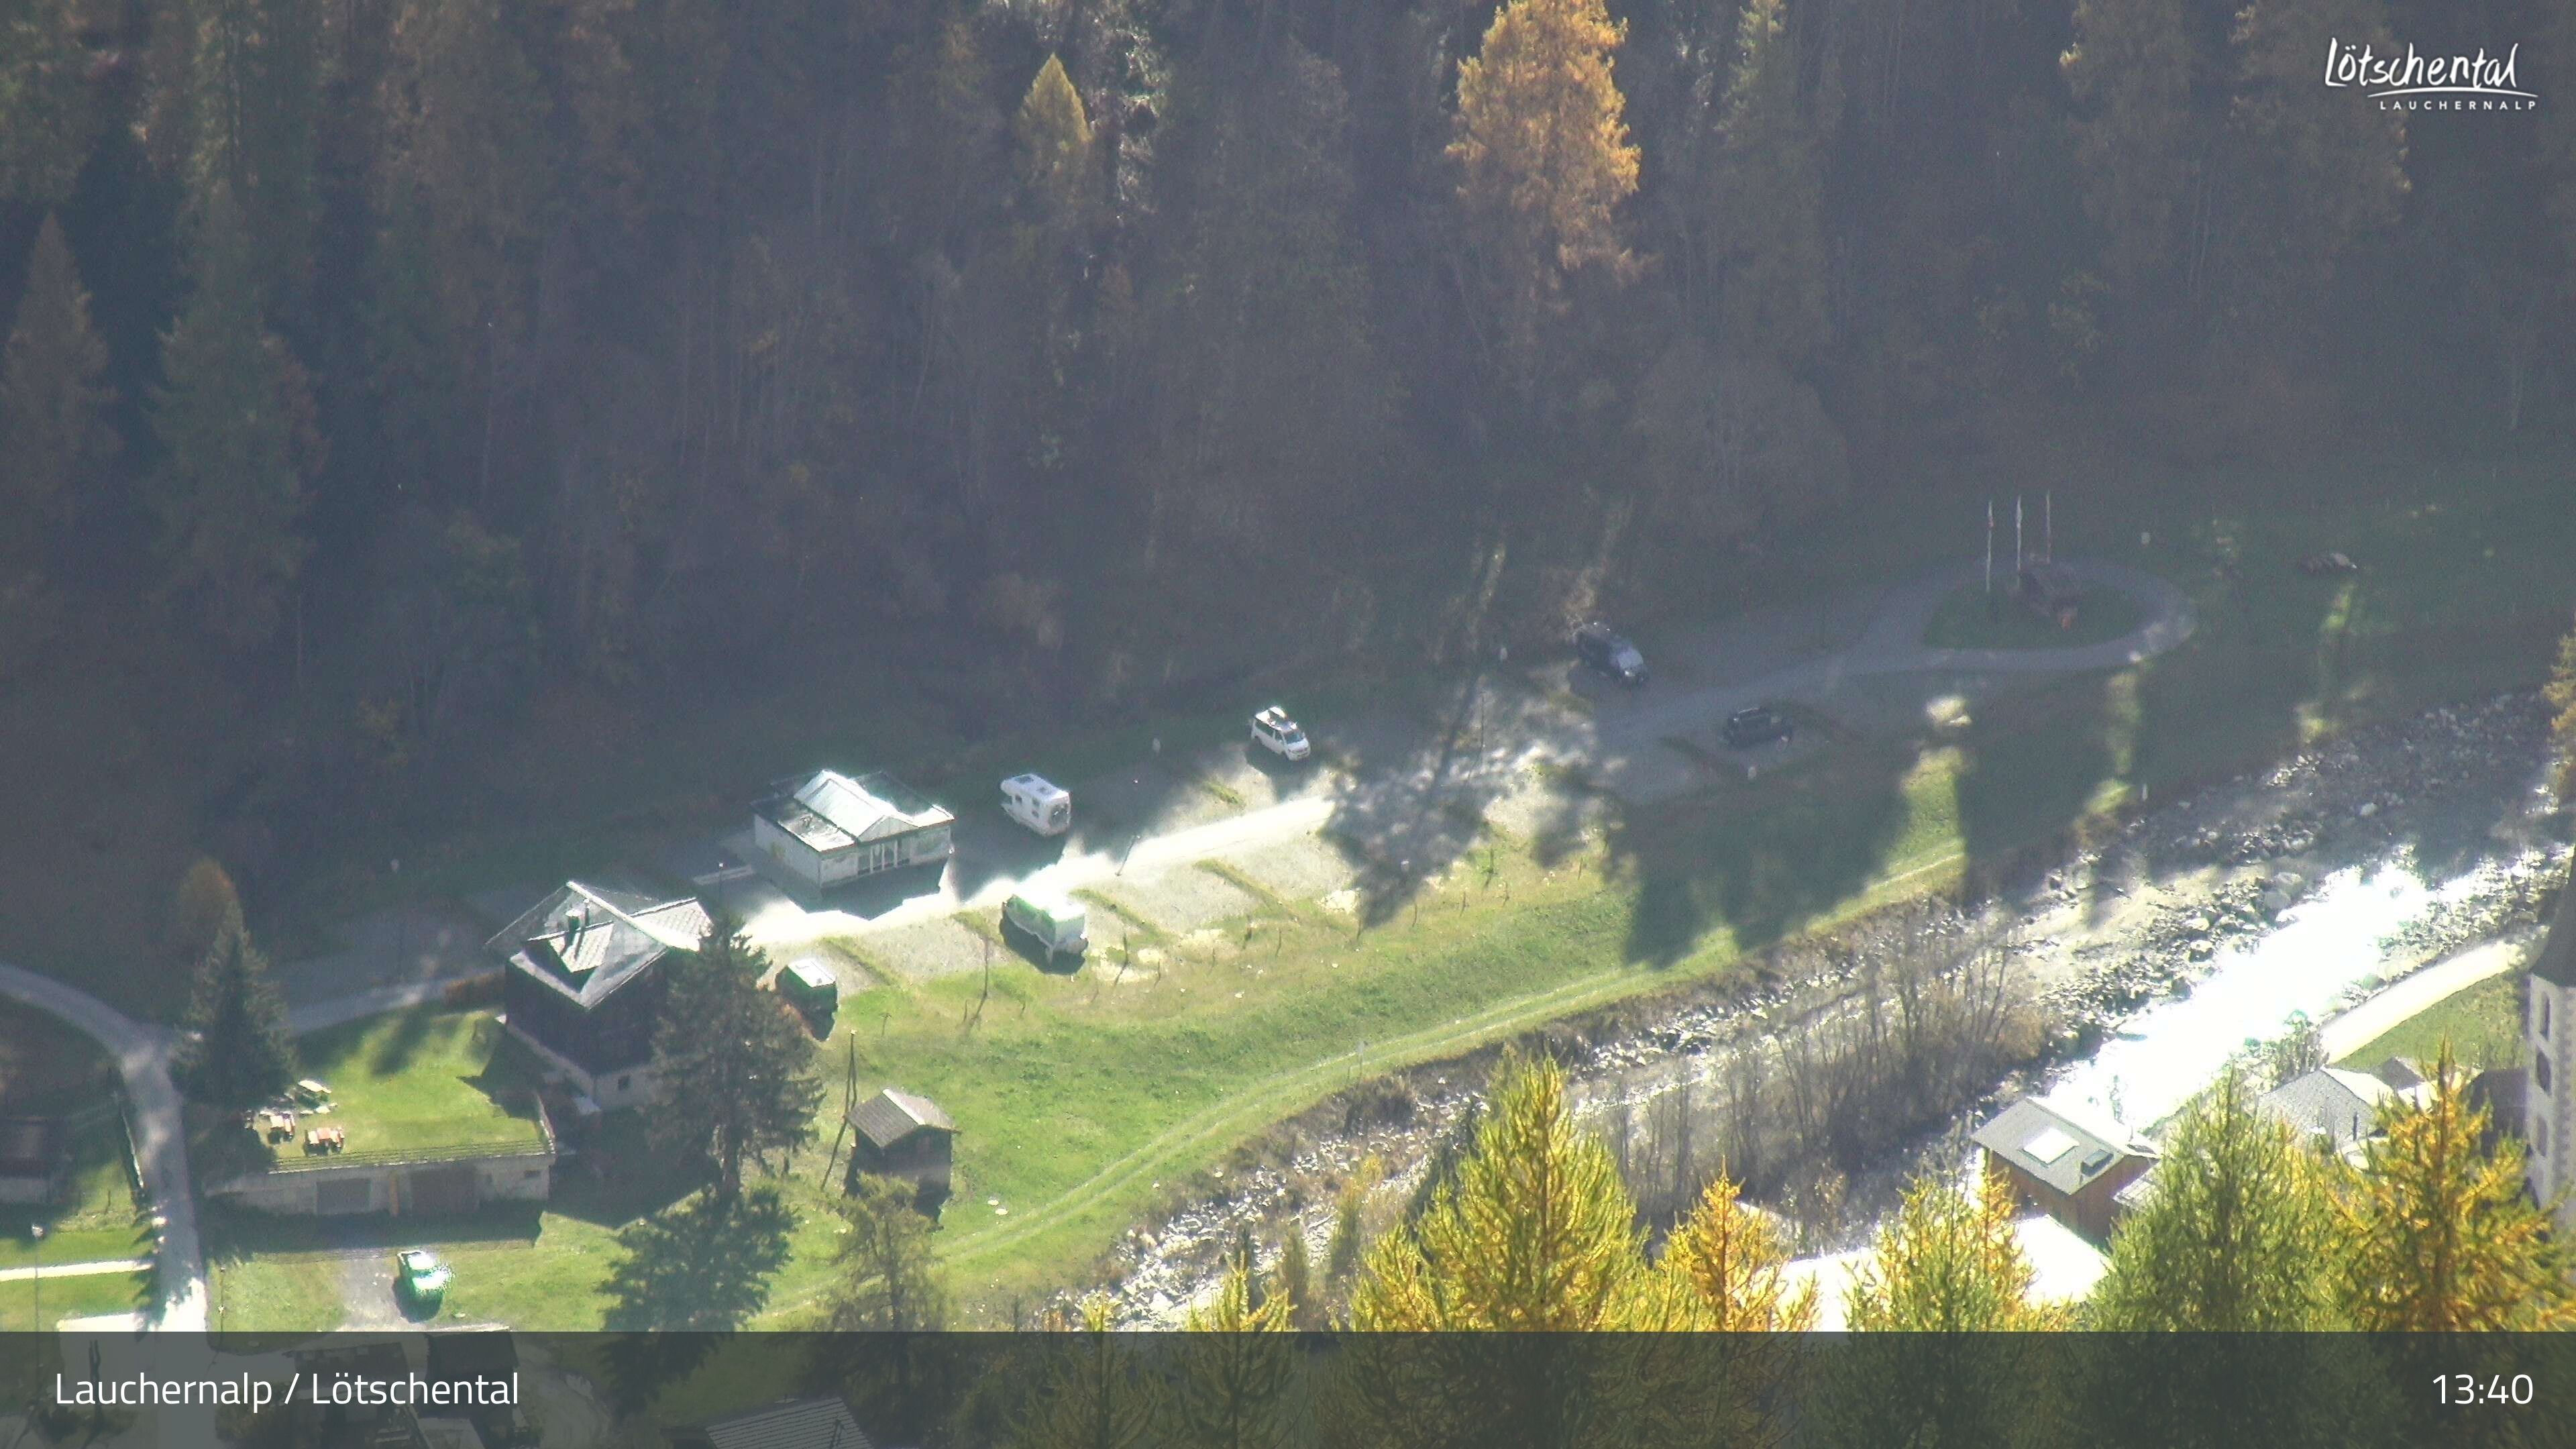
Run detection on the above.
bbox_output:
[847,1087,957,1214]
[1972,1095,2157,1242]
[755,769,955,890]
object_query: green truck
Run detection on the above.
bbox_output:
[1003,890,1089,963]
[775,959,839,1016]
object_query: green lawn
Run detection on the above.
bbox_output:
[283,1011,547,1160]
[2337,972,2528,1075]
[0,1269,153,1329]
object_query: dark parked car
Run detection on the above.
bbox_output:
[1572,623,1648,685]
[1721,706,1796,749]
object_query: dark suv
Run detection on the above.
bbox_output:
[1572,623,1648,686]
[1721,705,1795,749]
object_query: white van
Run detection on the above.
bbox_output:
[1002,890,1088,961]
[1002,773,1072,836]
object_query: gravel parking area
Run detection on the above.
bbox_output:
[1093,865,1261,934]
[842,916,994,983]
[1212,837,1359,906]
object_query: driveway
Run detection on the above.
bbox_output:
[0,963,205,1331]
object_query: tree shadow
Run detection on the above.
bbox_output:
[544,1114,702,1229]
[599,1185,794,1334]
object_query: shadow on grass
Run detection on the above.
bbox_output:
[361,1003,445,1079]
[600,1185,793,1334]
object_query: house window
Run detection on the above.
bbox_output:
[617,1075,633,1093]
[2542,992,2553,1042]
[2538,1051,2554,1096]
[523,1168,543,1180]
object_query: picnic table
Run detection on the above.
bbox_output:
[258,1110,296,1142]
[303,1125,346,1154]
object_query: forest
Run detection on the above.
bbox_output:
[0,0,2570,958]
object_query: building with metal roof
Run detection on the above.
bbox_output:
[1971,1094,2157,1242]
[491,881,712,1110]
[2257,1066,2419,1160]
[753,769,955,890]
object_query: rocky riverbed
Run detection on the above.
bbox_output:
[1087,690,2564,1326]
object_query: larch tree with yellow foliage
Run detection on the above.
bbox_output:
[1662,1170,1818,1330]
[2339,1043,2576,1330]
[1176,1265,1297,1449]
[1845,1171,2055,1332]
[1448,0,1640,396]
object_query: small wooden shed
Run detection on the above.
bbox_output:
[848,1087,957,1213]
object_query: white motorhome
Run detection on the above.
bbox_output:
[1002,773,1072,836]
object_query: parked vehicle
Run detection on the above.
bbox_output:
[775,958,839,1016]
[1003,890,1089,961]
[394,1249,451,1307]
[1573,623,1648,685]
[1721,705,1796,749]
[1002,773,1072,835]
[1250,706,1311,761]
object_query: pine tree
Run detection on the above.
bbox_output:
[1448,0,1640,393]
[1273,1226,1318,1330]
[176,904,297,1111]
[1844,1171,2055,1331]
[1014,54,1093,229]
[147,183,319,652]
[826,1172,948,1330]
[0,0,92,206]
[1709,0,1827,366]
[0,214,115,565]
[1013,1296,1163,1449]
[648,915,823,1201]
[2061,0,2196,307]
[1662,1170,1817,1330]
[2339,1044,2576,1330]
[1176,1265,1295,1449]
[1348,1052,1646,1330]
[2090,1070,2345,1329]
[166,0,325,319]
[382,0,554,339]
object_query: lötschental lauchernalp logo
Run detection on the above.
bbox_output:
[2323,39,2538,110]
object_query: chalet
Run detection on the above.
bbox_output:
[672,1397,875,1449]
[753,770,955,890]
[2257,1066,2423,1161]
[492,882,711,1110]
[0,1117,70,1205]
[848,1087,957,1213]
[1972,1095,2156,1243]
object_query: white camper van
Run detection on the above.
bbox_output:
[1002,773,1072,836]
[1002,889,1088,961]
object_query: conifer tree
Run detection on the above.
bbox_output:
[166,0,325,317]
[147,183,319,652]
[1845,1171,2054,1331]
[1014,54,1093,229]
[1662,1169,1818,1330]
[2061,0,2196,307]
[649,914,822,1201]
[2339,1043,2576,1330]
[1013,1296,1162,1449]
[0,214,115,566]
[1273,1226,1319,1330]
[2090,1070,2344,1329]
[1449,0,1640,393]
[176,904,297,1111]
[827,1172,948,1330]
[1348,1051,1645,1331]
[1709,0,1827,366]
[0,0,92,205]
[1176,1265,1295,1449]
